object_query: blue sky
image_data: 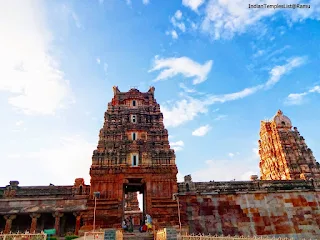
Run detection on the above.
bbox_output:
[0,0,320,186]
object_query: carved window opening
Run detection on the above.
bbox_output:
[132,154,138,166]
[132,100,136,106]
[79,185,83,195]
[186,183,190,192]
[281,121,286,126]
[132,132,137,141]
[131,115,137,123]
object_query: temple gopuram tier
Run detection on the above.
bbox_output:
[259,110,320,180]
[81,86,179,229]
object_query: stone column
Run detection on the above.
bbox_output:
[145,177,152,215]
[53,212,63,236]
[73,212,81,236]
[30,213,41,233]
[4,215,16,233]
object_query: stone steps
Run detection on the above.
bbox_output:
[123,231,154,240]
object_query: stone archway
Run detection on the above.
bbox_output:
[123,179,145,226]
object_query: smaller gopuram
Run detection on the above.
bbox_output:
[124,192,142,225]
[259,110,320,180]
[124,192,140,212]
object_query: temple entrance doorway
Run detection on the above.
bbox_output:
[0,216,5,232]
[123,178,145,227]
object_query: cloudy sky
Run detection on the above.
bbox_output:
[0,0,319,187]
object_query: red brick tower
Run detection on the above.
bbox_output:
[82,86,179,229]
[259,110,320,180]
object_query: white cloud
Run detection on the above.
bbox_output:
[177,172,185,182]
[207,85,263,103]
[290,0,320,22]
[201,0,274,39]
[285,92,308,105]
[7,153,21,159]
[175,10,183,20]
[284,85,320,105]
[161,56,305,127]
[190,21,198,30]
[15,120,24,126]
[182,0,205,12]
[0,1,74,115]
[162,86,260,127]
[200,0,320,40]
[12,127,27,133]
[162,97,209,127]
[166,30,178,39]
[171,16,186,32]
[171,140,184,146]
[96,58,101,64]
[149,56,213,85]
[171,0,320,41]
[192,158,259,181]
[142,0,150,5]
[172,31,178,39]
[126,0,132,6]
[167,9,187,38]
[214,114,227,121]
[253,50,265,58]
[179,83,196,93]
[228,152,240,158]
[310,85,320,93]
[252,147,259,159]
[265,45,291,61]
[265,57,306,88]
[171,140,184,151]
[0,136,95,186]
[192,124,211,136]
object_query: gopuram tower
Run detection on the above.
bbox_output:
[82,86,179,229]
[259,110,320,180]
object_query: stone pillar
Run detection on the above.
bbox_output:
[30,213,41,233]
[73,212,81,236]
[4,215,16,233]
[53,212,63,236]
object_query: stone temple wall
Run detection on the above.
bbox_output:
[0,179,89,235]
[178,178,320,239]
